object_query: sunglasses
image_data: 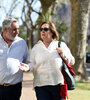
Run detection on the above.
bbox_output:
[40,27,49,32]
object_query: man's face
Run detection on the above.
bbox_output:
[6,22,19,41]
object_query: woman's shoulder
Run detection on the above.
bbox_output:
[34,40,42,47]
[58,41,68,48]
[31,40,42,51]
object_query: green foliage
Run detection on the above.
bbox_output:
[44,12,51,21]
[56,21,68,41]
[57,22,68,34]
[18,25,26,40]
[45,12,51,21]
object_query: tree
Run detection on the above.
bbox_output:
[69,0,90,81]
[21,0,39,49]
[36,0,56,41]
[20,0,56,49]
[0,0,22,17]
[0,0,57,49]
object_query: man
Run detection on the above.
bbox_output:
[0,17,30,100]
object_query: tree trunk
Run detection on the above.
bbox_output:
[69,0,90,81]
[26,28,32,50]
[36,0,56,41]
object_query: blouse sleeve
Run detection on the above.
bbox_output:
[60,42,75,65]
[29,48,36,71]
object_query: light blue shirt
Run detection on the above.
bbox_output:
[0,34,30,84]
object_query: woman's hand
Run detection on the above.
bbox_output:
[56,47,63,57]
[56,47,68,63]
[19,63,30,72]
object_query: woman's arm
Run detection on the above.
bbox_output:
[56,42,75,65]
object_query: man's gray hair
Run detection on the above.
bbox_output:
[2,17,18,31]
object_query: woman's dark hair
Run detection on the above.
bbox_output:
[40,21,59,40]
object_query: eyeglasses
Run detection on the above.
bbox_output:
[40,27,49,32]
[9,28,19,31]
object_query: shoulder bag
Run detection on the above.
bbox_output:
[58,41,75,90]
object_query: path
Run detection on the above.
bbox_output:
[20,72,36,100]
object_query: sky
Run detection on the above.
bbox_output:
[0,0,41,26]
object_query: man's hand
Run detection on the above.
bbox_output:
[19,63,30,72]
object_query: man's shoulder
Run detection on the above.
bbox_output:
[0,34,2,39]
[14,36,27,45]
[15,36,25,42]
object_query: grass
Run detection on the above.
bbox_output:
[67,82,90,100]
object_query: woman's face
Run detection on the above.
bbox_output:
[40,23,53,41]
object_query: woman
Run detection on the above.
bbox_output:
[20,21,75,100]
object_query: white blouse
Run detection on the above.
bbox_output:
[30,40,75,88]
